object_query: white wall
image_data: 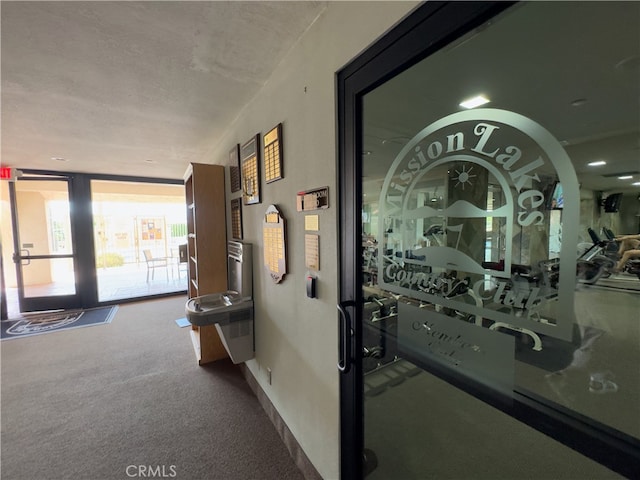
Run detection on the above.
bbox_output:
[205,2,419,478]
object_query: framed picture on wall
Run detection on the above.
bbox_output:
[263,204,287,283]
[264,123,283,183]
[241,134,261,205]
[231,198,243,240]
[229,144,241,194]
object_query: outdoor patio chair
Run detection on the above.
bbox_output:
[143,249,169,282]
[177,244,189,279]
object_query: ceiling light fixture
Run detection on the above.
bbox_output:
[633,182,640,186]
[381,137,410,145]
[615,55,640,73]
[459,95,490,109]
[618,175,633,180]
[51,156,67,162]
[588,160,607,167]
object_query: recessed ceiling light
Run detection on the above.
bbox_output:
[570,98,587,107]
[588,160,607,167]
[144,159,156,163]
[51,156,67,162]
[633,182,640,186]
[460,95,490,109]
[618,175,633,180]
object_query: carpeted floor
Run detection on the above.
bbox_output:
[0,295,304,480]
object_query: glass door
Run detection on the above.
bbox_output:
[339,2,640,478]
[2,171,188,315]
[90,179,187,302]
[8,173,81,312]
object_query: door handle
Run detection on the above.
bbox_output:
[13,249,30,266]
[337,300,355,373]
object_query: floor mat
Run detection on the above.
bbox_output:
[1,306,118,340]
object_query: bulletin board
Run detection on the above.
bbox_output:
[263,205,287,283]
[241,134,261,205]
[141,218,163,240]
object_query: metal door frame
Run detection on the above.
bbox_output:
[3,168,187,315]
[8,173,83,312]
[336,2,639,478]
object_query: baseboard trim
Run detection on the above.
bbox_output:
[239,363,323,480]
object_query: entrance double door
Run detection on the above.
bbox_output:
[339,2,640,478]
[2,171,189,316]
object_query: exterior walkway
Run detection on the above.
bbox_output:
[5,259,187,318]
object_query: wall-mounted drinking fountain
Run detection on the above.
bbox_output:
[185,241,254,363]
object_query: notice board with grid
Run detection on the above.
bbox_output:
[262,204,287,284]
[231,198,243,240]
[264,123,283,184]
[229,144,241,193]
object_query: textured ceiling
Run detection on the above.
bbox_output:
[1,1,327,179]
[3,1,638,195]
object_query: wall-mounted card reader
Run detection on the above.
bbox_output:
[306,275,316,298]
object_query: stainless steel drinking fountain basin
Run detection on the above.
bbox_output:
[184,241,255,364]
[185,291,253,327]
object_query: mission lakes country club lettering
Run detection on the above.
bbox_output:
[384,263,547,311]
[385,122,548,227]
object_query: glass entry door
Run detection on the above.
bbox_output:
[9,174,81,312]
[339,2,640,478]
